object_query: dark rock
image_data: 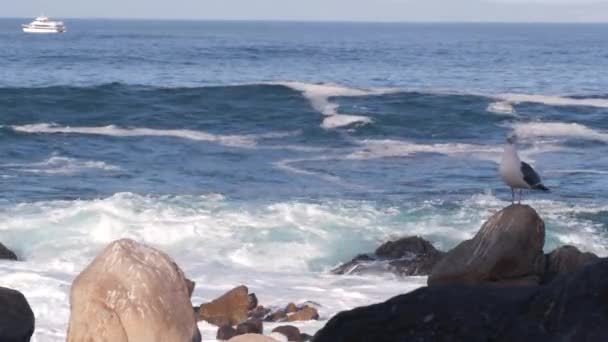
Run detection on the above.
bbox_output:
[249,305,271,320]
[313,258,608,342]
[265,309,287,322]
[543,245,598,284]
[287,306,319,322]
[185,278,195,297]
[216,326,237,341]
[272,325,301,341]
[0,243,17,261]
[300,333,313,341]
[332,236,444,277]
[199,285,250,326]
[248,293,259,311]
[236,319,263,335]
[0,287,35,342]
[429,204,545,286]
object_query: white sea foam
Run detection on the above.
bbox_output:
[276,81,395,129]
[498,93,608,108]
[1,192,607,341]
[2,156,121,175]
[11,123,259,148]
[347,139,503,161]
[512,122,608,142]
[486,101,517,115]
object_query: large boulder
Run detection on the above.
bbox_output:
[332,236,444,277]
[228,334,278,342]
[0,243,17,261]
[542,245,598,283]
[313,258,608,342]
[429,204,545,286]
[199,285,251,326]
[0,287,35,342]
[66,239,200,342]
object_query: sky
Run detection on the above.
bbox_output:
[5,0,608,22]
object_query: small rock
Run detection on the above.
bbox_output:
[199,285,250,326]
[0,243,17,261]
[286,306,319,322]
[285,302,297,313]
[249,305,271,320]
[236,318,264,335]
[217,326,238,341]
[0,286,35,342]
[248,293,259,311]
[272,325,301,341]
[265,309,287,322]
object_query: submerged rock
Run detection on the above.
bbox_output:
[0,243,17,261]
[313,258,608,342]
[66,239,200,342]
[0,287,35,342]
[429,204,545,286]
[199,285,251,326]
[332,236,444,277]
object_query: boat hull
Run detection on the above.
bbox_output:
[22,27,66,34]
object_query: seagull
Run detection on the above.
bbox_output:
[499,134,549,204]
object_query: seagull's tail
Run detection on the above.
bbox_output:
[533,184,550,192]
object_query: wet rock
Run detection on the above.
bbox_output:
[0,287,35,342]
[313,258,608,342]
[217,326,238,341]
[199,285,250,326]
[332,236,444,277]
[286,306,319,322]
[236,319,264,335]
[429,204,545,286]
[66,239,200,342]
[300,333,312,341]
[272,325,301,341]
[0,243,17,261]
[543,245,598,283]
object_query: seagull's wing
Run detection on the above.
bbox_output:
[521,161,549,191]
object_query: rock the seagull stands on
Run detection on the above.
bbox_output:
[499,134,549,203]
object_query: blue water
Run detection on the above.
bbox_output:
[3,18,608,341]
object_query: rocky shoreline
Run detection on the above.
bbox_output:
[0,204,605,341]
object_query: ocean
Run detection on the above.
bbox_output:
[1,19,608,340]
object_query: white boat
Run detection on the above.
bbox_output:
[22,16,67,34]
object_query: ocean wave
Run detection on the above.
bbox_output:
[1,155,121,175]
[498,93,608,109]
[274,81,396,129]
[486,101,517,116]
[11,123,261,148]
[512,122,608,142]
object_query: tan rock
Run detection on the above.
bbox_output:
[285,302,297,313]
[199,285,250,326]
[228,333,279,342]
[66,239,200,342]
[286,306,319,322]
[428,204,545,286]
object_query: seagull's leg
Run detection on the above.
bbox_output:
[518,189,522,204]
[511,188,515,204]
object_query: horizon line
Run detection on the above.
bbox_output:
[2,16,608,24]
